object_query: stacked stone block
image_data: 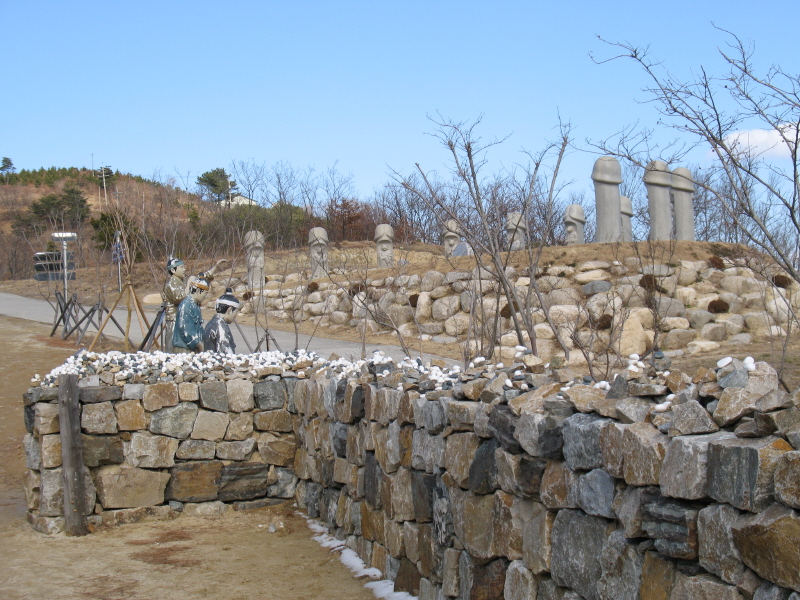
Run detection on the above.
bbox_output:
[23,349,800,598]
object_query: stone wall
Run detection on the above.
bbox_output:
[246,256,799,364]
[24,349,800,599]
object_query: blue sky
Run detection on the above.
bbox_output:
[3,1,798,199]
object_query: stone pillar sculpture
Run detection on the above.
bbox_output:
[671,167,696,241]
[620,196,634,242]
[308,227,329,279]
[243,230,265,291]
[563,205,586,245]
[505,212,527,251]
[443,219,461,257]
[374,224,395,268]
[592,156,623,243]
[643,160,673,241]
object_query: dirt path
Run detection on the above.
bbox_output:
[0,316,375,600]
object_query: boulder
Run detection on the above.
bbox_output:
[95,465,170,508]
[148,402,198,439]
[115,399,147,431]
[708,436,792,512]
[698,503,746,585]
[165,460,223,502]
[597,530,644,600]
[81,401,117,434]
[199,381,228,412]
[226,379,255,412]
[550,509,612,600]
[774,451,800,509]
[660,432,736,500]
[622,423,669,486]
[142,382,179,411]
[562,413,611,471]
[191,409,229,441]
[125,432,178,468]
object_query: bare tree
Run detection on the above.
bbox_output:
[591,28,800,281]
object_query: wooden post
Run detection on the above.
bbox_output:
[58,374,88,536]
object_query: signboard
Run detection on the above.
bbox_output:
[33,251,75,281]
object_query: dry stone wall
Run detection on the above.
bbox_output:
[23,348,800,599]
[245,256,799,364]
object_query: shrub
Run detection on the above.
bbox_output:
[500,300,519,318]
[708,255,725,270]
[708,299,729,313]
[306,281,319,293]
[408,293,419,308]
[595,314,613,330]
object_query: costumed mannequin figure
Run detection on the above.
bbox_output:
[204,288,240,355]
[162,256,228,352]
[173,277,210,354]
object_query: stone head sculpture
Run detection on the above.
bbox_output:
[443,219,462,257]
[243,230,266,290]
[592,156,623,243]
[563,204,586,245]
[505,212,527,251]
[671,167,695,241]
[619,196,634,242]
[374,224,395,268]
[308,227,329,279]
[643,160,672,241]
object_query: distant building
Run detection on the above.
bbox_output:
[227,194,256,207]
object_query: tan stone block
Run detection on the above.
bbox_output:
[226,379,255,412]
[775,451,800,509]
[445,432,480,489]
[34,403,59,435]
[125,432,178,468]
[191,409,229,441]
[224,412,254,441]
[257,432,297,467]
[253,409,294,432]
[622,423,668,486]
[540,460,579,510]
[40,434,62,469]
[142,382,179,411]
[95,464,170,509]
[177,382,199,401]
[640,551,677,600]
[114,399,147,430]
[81,401,118,434]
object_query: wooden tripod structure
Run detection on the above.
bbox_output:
[88,276,151,352]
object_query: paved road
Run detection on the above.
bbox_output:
[0,291,453,366]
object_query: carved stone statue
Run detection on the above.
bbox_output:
[243,230,265,291]
[620,196,634,242]
[375,224,395,268]
[643,160,673,241]
[563,204,586,245]
[592,156,623,243]
[505,212,527,251]
[308,227,329,279]
[671,167,696,241]
[443,219,462,257]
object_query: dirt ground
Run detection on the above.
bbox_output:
[0,316,375,600]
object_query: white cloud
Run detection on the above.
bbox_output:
[722,125,797,160]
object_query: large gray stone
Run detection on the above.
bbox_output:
[622,423,668,486]
[81,434,124,467]
[217,462,272,501]
[266,467,298,498]
[641,495,699,560]
[505,560,539,600]
[660,432,736,500]
[216,438,256,461]
[39,467,95,517]
[670,400,719,436]
[550,509,612,600]
[148,402,198,439]
[775,451,800,509]
[125,432,178,468]
[698,504,745,585]
[562,413,610,471]
[81,401,117,434]
[142,382,179,411]
[597,530,644,600]
[94,464,170,509]
[515,412,567,459]
[191,409,229,441]
[522,508,554,574]
[34,402,59,435]
[224,412,254,441]
[708,436,793,512]
[226,379,254,412]
[23,433,41,470]
[199,381,228,412]
[669,574,744,600]
[732,503,800,592]
[254,379,287,410]
[176,439,216,460]
[577,469,616,518]
[166,461,223,502]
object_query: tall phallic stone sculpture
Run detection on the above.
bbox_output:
[375,224,395,268]
[443,219,461,257]
[620,196,634,242]
[505,212,527,251]
[308,227,329,279]
[563,204,586,245]
[643,160,673,241]
[671,167,696,241]
[592,156,623,243]
[243,230,265,291]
